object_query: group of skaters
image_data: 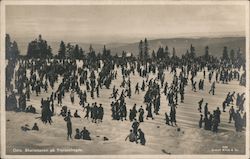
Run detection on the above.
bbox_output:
[125,119,146,145]
[5,44,247,143]
[197,90,246,133]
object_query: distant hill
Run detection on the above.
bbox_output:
[109,37,245,57]
[17,37,245,58]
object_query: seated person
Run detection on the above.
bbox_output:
[81,127,91,140]
[26,105,36,113]
[125,129,137,143]
[74,128,81,139]
[32,123,39,131]
[74,110,81,118]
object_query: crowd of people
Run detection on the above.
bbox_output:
[5,44,246,144]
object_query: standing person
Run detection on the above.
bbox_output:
[234,110,242,132]
[121,103,127,121]
[96,86,100,98]
[146,103,154,120]
[222,100,227,112]
[138,106,144,122]
[198,98,203,113]
[209,81,215,95]
[131,119,140,137]
[84,103,90,119]
[70,90,74,104]
[98,104,104,122]
[212,116,219,133]
[135,83,140,94]
[199,114,203,128]
[165,112,170,125]
[228,106,235,123]
[204,103,208,118]
[170,105,177,126]
[64,112,73,140]
[215,107,221,124]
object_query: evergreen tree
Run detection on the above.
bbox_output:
[27,35,52,58]
[190,44,195,58]
[73,44,80,59]
[66,43,74,58]
[230,49,235,61]
[11,41,20,59]
[164,45,169,58]
[5,34,20,60]
[122,51,126,57]
[204,46,209,60]
[144,38,149,60]
[58,41,66,58]
[222,46,229,61]
[156,47,164,59]
[139,40,143,59]
[185,50,189,57]
[152,50,156,59]
[5,34,11,59]
[47,45,52,58]
[79,47,84,59]
[172,47,176,58]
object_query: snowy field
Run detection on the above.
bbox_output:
[5,60,246,155]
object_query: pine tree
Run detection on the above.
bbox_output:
[27,35,52,58]
[5,34,11,59]
[152,50,156,59]
[222,46,229,61]
[58,41,66,58]
[73,44,80,59]
[139,40,143,59]
[164,45,169,58]
[79,47,84,59]
[5,34,20,60]
[230,49,235,61]
[11,41,20,59]
[156,47,164,59]
[172,47,176,58]
[204,46,209,60]
[144,38,149,60]
[190,44,195,58]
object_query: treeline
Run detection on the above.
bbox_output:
[5,34,19,60]
[138,37,244,66]
[5,34,245,65]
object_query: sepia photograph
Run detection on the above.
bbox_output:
[1,1,249,158]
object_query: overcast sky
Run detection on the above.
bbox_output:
[6,5,246,43]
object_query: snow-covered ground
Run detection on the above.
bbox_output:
[5,61,246,155]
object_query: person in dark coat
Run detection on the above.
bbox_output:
[165,112,170,125]
[199,114,203,128]
[146,103,154,120]
[228,106,235,123]
[32,123,39,131]
[170,105,177,126]
[74,110,81,118]
[81,127,91,140]
[203,115,209,130]
[138,106,144,122]
[84,103,90,119]
[125,129,137,143]
[137,129,146,145]
[198,98,203,113]
[204,103,208,118]
[74,128,81,139]
[132,119,140,137]
[64,113,72,140]
[98,104,104,122]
